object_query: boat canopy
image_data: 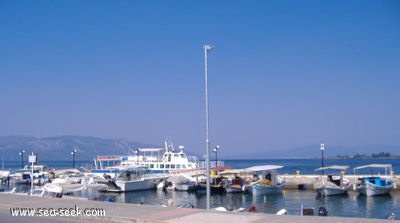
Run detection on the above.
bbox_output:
[138,148,166,153]
[219,169,246,174]
[245,165,283,172]
[315,165,349,172]
[353,164,392,170]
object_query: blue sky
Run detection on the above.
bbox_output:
[1,0,399,158]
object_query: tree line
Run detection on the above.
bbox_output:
[336,152,399,159]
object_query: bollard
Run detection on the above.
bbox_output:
[296,170,300,176]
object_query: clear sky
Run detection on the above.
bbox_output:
[1,0,399,158]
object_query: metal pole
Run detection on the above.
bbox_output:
[30,152,34,196]
[204,44,213,210]
[320,144,325,175]
[215,150,217,167]
[21,150,25,169]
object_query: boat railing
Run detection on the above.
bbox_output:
[198,160,225,169]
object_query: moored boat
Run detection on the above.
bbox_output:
[219,169,248,193]
[99,165,168,192]
[243,165,285,195]
[353,164,394,196]
[314,165,351,196]
[93,141,199,174]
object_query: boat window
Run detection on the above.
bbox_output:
[180,154,186,158]
[168,154,171,162]
[174,154,179,158]
[160,164,164,169]
[165,164,170,169]
[176,164,181,169]
[182,164,187,169]
[171,164,175,169]
[188,164,192,168]
[149,164,154,168]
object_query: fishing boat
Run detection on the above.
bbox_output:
[197,166,231,194]
[314,165,351,196]
[218,169,247,193]
[353,164,394,196]
[99,165,168,192]
[93,141,198,174]
[157,175,197,191]
[243,165,285,195]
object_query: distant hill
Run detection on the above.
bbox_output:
[0,135,157,161]
[1,136,398,161]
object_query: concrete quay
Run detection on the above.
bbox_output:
[0,193,394,223]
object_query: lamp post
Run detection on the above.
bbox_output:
[18,150,25,169]
[204,44,214,210]
[71,147,78,169]
[213,145,220,167]
[320,144,325,175]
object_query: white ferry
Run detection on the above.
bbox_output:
[93,141,199,174]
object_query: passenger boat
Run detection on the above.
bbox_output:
[314,165,351,196]
[93,141,198,174]
[243,165,285,195]
[353,164,394,196]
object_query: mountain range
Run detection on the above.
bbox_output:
[0,135,157,161]
[0,135,398,161]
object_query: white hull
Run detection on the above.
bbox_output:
[175,181,197,191]
[316,185,350,196]
[43,183,63,194]
[314,178,351,196]
[115,177,162,192]
[245,183,284,195]
[356,182,393,196]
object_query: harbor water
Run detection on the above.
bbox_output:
[1,158,399,220]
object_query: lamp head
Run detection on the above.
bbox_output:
[204,44,214,51]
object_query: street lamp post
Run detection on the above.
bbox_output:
[18,150,25,169]
[71,148,78,169]
[204,44,214,210]
[320,144,325,175]
[213,145,220,167]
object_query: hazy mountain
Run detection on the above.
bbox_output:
[1,136,398,161]
[0,135,157,161]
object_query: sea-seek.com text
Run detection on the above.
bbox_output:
[10,205,105,217]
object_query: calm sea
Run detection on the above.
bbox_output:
[2,158,399,220]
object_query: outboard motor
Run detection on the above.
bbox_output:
[318,206,328,216]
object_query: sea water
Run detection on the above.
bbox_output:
[2,158,399,219]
